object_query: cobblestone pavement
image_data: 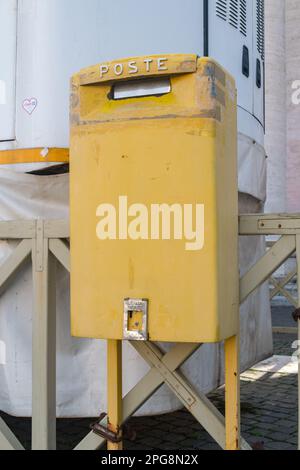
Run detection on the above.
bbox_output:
[272,305,295,328]
[274,333,296,356]
[0,306,298,450]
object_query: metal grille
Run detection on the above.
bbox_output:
[240,0,247,36]
[256,0,265,60]
[216,0,247,36]
[216,0,227,21]
[229,0,239,29]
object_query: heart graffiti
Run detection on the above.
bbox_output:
[22,98,38,115]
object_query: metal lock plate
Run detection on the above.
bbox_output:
[123,298,148,341]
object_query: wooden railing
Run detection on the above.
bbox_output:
[0,214,299,450]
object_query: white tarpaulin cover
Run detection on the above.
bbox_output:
[0,137,272,417]
[238,133,267,203]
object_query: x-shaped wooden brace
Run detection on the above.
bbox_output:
[0,223,70,450]
[270,268,297,307]
[75,340,250,450]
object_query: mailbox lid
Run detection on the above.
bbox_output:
[70,54,229,125]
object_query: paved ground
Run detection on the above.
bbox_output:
[272,305,295,328]
[0,305,298,450]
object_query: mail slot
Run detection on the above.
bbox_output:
[70,54,239,343]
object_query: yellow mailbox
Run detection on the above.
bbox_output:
[70,54,238,344]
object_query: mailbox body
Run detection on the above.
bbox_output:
[70,55,238,343]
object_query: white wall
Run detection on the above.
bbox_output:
[286,0,300,212]
[264,0,287,213]
[265,0,300,214]
[0,0,17,141]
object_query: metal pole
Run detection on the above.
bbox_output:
[225,335,240,450]
[107,339,123,450]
